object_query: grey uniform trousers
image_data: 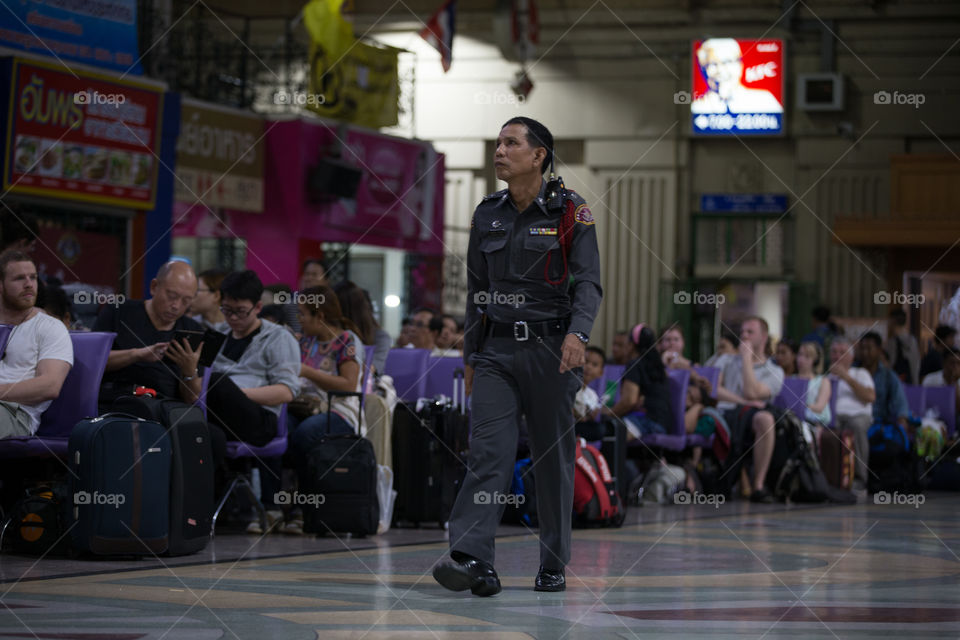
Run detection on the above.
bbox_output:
[448,333,581,570]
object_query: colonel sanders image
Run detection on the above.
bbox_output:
[692,38,783,114]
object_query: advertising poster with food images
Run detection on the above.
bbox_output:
[4,58,163,209]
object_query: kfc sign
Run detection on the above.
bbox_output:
[691,38,785,136]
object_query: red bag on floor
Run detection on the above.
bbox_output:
[573,439,625,527]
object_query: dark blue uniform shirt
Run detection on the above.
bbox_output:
[462,180,603,365]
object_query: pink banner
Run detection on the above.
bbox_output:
[229,119,444,287]
[172,201,234,238]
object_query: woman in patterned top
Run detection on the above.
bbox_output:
[289,285,365,447]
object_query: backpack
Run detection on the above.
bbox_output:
[769,407,855,504]
[868,423,923,494]
[2,484,72,556]
[503,458,538,527]
[573,440,625,527]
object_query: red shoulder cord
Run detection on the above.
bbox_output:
[544,198,576,285]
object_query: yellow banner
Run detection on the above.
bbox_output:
[303,0,354,56]
[303,0,399,128]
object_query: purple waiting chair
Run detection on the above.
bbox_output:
[0,331,115,459]
[0,324,12,358]
[383,348,430,401]
[903,384,925,418]
[692,365,720,398]
[774,377,809,419]
[424,355,464,398]
[628,368,689,452]
[364,345,376,370]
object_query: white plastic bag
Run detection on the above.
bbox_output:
[376,375,399,415]
[376,465,397,535]
[642,462,686,504]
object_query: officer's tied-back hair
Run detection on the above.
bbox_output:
[502,117,553,175]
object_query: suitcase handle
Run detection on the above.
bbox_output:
[453,368,465,414]
[93,412,148,422]
[326,390,363,423]
[327,391,363,401]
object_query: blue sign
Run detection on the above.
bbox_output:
[700,194,789,213]
[692,112,783,136]
[0,0,141,75]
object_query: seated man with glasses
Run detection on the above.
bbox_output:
[95,261,228,462]
[205,270,300,447]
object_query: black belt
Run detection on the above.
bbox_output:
[485,318,569,341]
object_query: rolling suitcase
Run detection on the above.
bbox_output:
[302,433,379,536]
[111,396,214,555]
[68,414,171,555]
[392,369,469,527]
[818,427,856,490]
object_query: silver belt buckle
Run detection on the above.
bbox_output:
[513,321,529,341]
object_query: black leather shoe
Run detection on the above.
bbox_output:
[433,555,501,597]
[534,566,565,592]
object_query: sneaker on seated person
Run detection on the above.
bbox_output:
[246,509,283,535]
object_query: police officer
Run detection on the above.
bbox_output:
[432,117,602,596]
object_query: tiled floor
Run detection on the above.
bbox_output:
[2,494,960,639]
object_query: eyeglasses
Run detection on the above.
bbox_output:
[220,305,253,319]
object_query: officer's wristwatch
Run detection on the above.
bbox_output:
[569,331,589,344]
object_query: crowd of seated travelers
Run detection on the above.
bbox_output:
[0,236,478,534]
[1,209,957,530]
[582,305,958,503]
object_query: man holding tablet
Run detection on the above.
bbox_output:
[94,261,226,459]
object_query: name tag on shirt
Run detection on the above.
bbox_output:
[528,227,558,236]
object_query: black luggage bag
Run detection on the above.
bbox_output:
[110,396,214,555]
[301,433,379,536]
[392,369,469,528]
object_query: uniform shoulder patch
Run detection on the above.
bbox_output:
[574,202,595,225]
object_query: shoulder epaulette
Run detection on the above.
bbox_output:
[481,189,508,203]
[563,188,586,206]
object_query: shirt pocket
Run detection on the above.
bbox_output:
[521,234,563,282]
[479,233,509,280]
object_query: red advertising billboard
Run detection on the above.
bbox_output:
[691,38,784,135]
[4,58,164,208]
